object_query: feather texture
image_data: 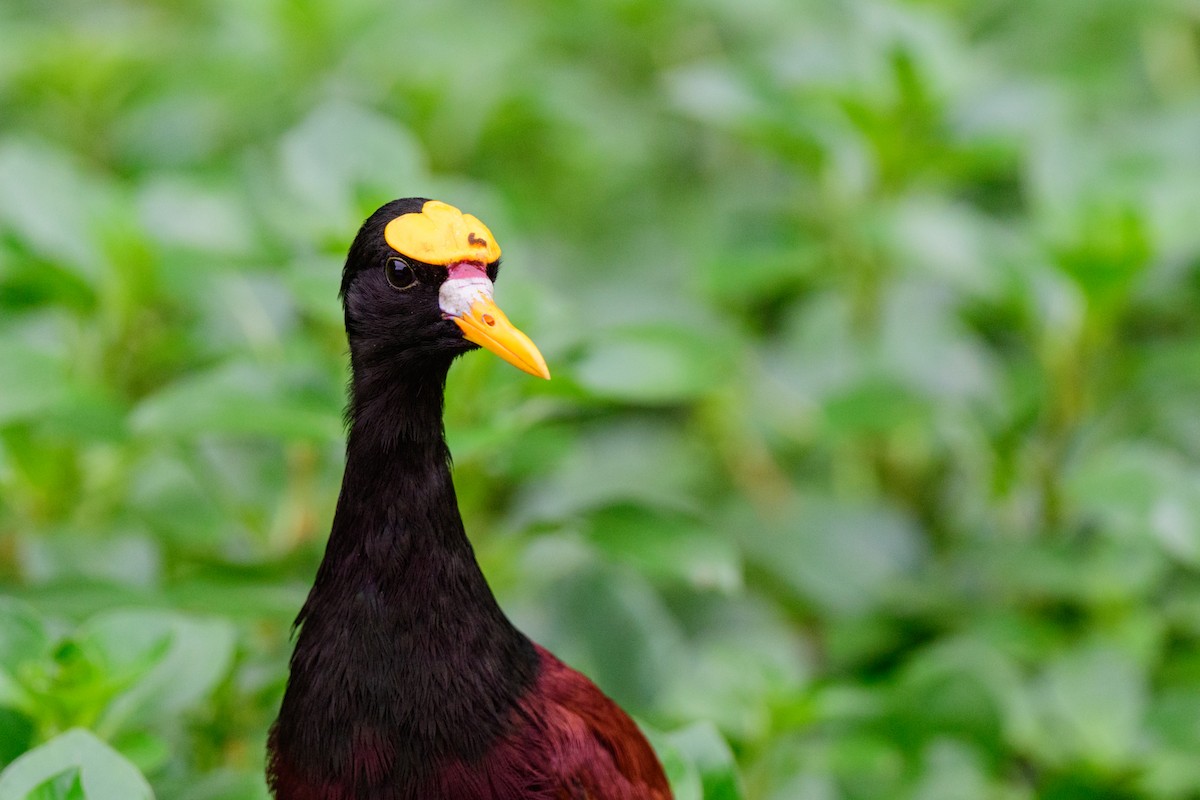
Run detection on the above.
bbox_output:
[267,200,671,799]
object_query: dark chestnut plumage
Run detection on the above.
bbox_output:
[267,198,671,800]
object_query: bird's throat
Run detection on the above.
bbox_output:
[271,360,538,787]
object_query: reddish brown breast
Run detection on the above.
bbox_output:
[270,645,672,800]
[496,645,672,800]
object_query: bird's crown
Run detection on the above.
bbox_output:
[383,200,501,265]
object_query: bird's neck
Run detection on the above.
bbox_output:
[274,359,537,780]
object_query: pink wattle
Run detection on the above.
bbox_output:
[447,261,488,281]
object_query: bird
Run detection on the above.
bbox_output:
[267,198,672,800]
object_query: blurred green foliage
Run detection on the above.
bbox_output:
[2,0,1200,797]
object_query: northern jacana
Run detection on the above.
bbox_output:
[267,199,671,800]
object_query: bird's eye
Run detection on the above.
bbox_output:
[385,257,417,290]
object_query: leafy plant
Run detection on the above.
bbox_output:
[2,0,1199,797]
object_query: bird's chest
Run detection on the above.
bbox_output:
[270,711,561,800]
[271,594,541,796]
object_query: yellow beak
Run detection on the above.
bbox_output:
[453,295,551,380]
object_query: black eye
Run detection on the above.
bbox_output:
[385,257,417,290]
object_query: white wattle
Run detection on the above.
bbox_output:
[439,276,493,318]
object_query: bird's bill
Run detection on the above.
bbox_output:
[453,295,551,380]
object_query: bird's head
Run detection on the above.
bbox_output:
[340,198,550,381]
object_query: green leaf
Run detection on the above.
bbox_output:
[573,325,735,405]
[515,421,709,521]
[0,141,108,280]
[19,532,161,588]
[0,600,49,714]
[583,504,742,592]
[1068,444,1200,565]
[111,731,169,777]
[1020,645,1147,769]
[662,721,744,800]
[25,768,83,800]
[135,178,254,257]
[519,556,684,711]
[821,378,927,437]
[909,740,990,800]
[663,597,809,742]
[0,344,72,426]
[276,100,427,239]
[0,729,153,800]
[76,610,236,736]
[739,497,925,617]
[643,727,702,800]
[0,600,48,678]
[130,361,342,441]
[0,710,36,767]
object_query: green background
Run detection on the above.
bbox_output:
[3,0,1200,797]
